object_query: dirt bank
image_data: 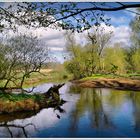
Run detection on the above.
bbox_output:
[73,78,140,91]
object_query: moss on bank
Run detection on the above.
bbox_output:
[0,92,43,102]
[0,91,65,114]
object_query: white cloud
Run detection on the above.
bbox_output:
[124,8,138,17]
[75,31,88,46]
[104,14,130,25]
[1,26,66,51]
[48,47,64,51]
[111,25,131,46]
[0,22,131,63]
[110,16,128,24]
[90,23,131,46]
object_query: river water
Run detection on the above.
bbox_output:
[0,82,140,138]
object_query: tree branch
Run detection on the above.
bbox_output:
[47,3,140,26]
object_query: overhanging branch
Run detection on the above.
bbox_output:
[47,3,140,26]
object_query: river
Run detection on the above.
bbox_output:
[0,82,140,138]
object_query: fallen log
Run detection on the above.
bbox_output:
[0,83,66,114]
[43,83,65,98]
[44,83,65,95]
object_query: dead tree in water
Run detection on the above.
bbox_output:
[43,83,65,99]
[37,83,66,109]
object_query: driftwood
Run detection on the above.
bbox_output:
[34,83,66,109]
[43,83,65,98]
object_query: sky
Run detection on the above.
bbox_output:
[0,2,139,63]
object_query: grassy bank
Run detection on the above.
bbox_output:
[0,68,72,88]
[73,73,140,91]
[0,92,43,113]
[81,73,140,81]
[0,67,67,114]
[0,87,64,114]
[23,69,72,88]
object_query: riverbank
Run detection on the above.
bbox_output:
[73,77,140,91]
[0,84,65,114]
[0,68,72,89]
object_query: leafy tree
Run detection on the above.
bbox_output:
[103,43,127,74]
[129,8,140,72]
[130,8,140,50]
[64,45,88,79]
[64,25,113,78]
[132,48,140,72]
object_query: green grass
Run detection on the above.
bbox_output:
[0,92,44,102]
[0,68,72,89]
[23,69,72,88]
[81,74,117,81]
[81,73,140,81]
[120,73,140,77]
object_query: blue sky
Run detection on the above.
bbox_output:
[104,9,134,27]
[0,2,140,63]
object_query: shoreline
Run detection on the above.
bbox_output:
[0,93,65,114]
[72,77,140,91]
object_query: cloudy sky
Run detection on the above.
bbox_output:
[0,2,139,63]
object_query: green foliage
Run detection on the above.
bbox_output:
[130,9,140,50]
[64,38,128,79]
[129,8,140,72]
[0,92,43,102]
[103,44,127,74]
[132,48,140,72]
[110,64,118,74]
[64,26,115,79]
[1,2,139,33]
[81,73,140,81]
[64,60,84,79]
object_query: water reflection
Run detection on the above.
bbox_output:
[0,111,38,137]
[67,84,140,137]
[0,83,140,137]
[0,107,66,137]
[69,87,114,134]
[130,92,140,132]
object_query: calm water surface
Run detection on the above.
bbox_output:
[0,82,140,138]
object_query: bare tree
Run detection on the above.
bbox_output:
[0,34,49,91]
[64,31,78,58]
[0,44,9,80]
[86,26,113,73]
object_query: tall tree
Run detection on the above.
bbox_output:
[130,8,140,51]
[129,8,140,72]
[86,25,112,73]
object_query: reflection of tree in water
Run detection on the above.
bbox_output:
[89,89,110,129]
[0,105,65,138]
[0,111,39,138]
[0,122,37,137]
[69,85,140,135]
[130,91,140,132]
[105,90,127,108]
[69,85,114,132]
